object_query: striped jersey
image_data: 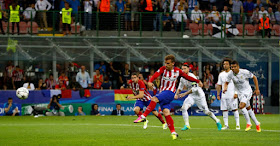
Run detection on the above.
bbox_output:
[128,79,152,101]
[149,66,200,93]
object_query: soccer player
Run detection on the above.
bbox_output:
[134,55,203,140]
[174,63,222,131]
[127,72,167,129]
[223,60,261,132]
[216,58,240,130]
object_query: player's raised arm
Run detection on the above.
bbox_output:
[179,70,203,87]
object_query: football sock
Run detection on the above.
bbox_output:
[165,115,175,133]
[209,112,219,123]
[223,111,229,127]
[143,100,157,117]
[156,113,165,124]
[233,110,240,126]
[182,109,190,126]
[241,108,251,125]
[137,111,143,117]
[248,109,260,125]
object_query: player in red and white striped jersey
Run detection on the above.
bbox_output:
[127,72,166,129]
[134,55,203,140]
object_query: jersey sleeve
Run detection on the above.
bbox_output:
[226,71,233,83]
[138,80,146,91]
[179,69,200,83]
[177,77,185,91]
[244,69,254,79]
[217,73,222,85]
[149,66,165,83]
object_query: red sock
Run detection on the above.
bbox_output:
[143,101,157,117]
[137,111,143,117]
[165,115,175,133]
[156,113,165,124]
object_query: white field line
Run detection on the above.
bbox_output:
[0,123,279,133]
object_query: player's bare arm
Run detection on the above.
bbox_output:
[252,75,260,95]
[216,84,222,100]
[178,89,193,98]
[223,82,229,93]
[127,91,144,100]
[174,88,182,100]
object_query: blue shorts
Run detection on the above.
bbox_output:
[155,90,175,110]
[134,100,156,111]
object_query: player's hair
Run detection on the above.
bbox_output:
[231,60,239,66]
[165,54,175,62]
[8,97,12,100]
[116,104,121,107]
[131,72,138,76]
[222,58,232,65]
[92,104,98,109]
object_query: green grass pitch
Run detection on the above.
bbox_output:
[0,115,279,145]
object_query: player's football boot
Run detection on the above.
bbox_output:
[134,115,146,123]
[256,123,261,132]
[245,124,252,132]
[216,121,222,131]
[221,126,229,130]
[163,123,168,130]
[143,119,149,129]
[236,125,240,130]
[171,132,178,140]
[181,125,191,131]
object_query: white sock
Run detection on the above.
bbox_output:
[182,109,190,126]
[206,111,219,123]
[233,110,240,127]
[241,108,251,125]
[223,111,229,127]
[248,109,260,125]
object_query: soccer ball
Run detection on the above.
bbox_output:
[16,87,29,99]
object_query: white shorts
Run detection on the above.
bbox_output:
[182,95,209,111]
[238,93,252,108]
[220,98,238,111]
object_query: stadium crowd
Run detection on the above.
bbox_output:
[0,0,279,34]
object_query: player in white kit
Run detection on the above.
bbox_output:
[223,60,261,132]
[174,63,222,131]
[216,58,240,130]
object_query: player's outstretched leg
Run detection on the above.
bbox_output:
[204,110,222,131]
[181,104,191,131]
[233,110,240,130]
[247,107,261,132]
[152,111,167,129]
[134,97,158,123]
[222,110,229,130]
[163,109,178,140]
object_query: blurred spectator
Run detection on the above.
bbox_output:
[84,0,93,30]
[131,0,139,30]
[120,63,131,88]
[55,80,67,90]
[192,70,200,79]
[107,62,120,89]
[46,95,65,116]
[173,5,187,31]
[230,0,243,25]
[254,0,263,9]
[75,106,86,116]
[162,0,170,13]
[204,68,214,88]
[91,104,100,115]
[4,98,19,116]
[68,62,79,78]
[267,7,276,24]
[46,74,57,89]
[260,0,271,9]
[200,0,210,11]
[68,76,81,90]
[203,10,211,24]
[93,69,103,89]
[210,5,220,24]
[35,0,52,31]
[191,5,203,24]
[171,0,179,13]
[243,0,254,24]
[212,63,221,84]
[203,63,212,72]
[259,6,268,19]
[146,69,155,83]
[138,73,145,82]
[58,72,69,86]
[153,0,163,31]
[177,0,188,12]
[61,2,72,36]
[36,78,47,90]
[152,76,161,90]
[125,0,131,31]
[76,65,91,89]
[23,3,36,23]
[4,62,14,90]
[115,0,126,13]
[259,13,271,38]
[221,6,232,24]
[12,66,24,90]
[0,6,5,35]
[23,77,35,90]
[98,0,110,12]
[94,61,106,75]
[275,7,280,24]
[9,2,20,35]
[189,62,198,72]
[111,104,124,115]
[68,0,81,23]
[203,81,213,107]
[162,12,172,31]
[251,7,260,24]
[188,0,199,18]
[101,76,112,90]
